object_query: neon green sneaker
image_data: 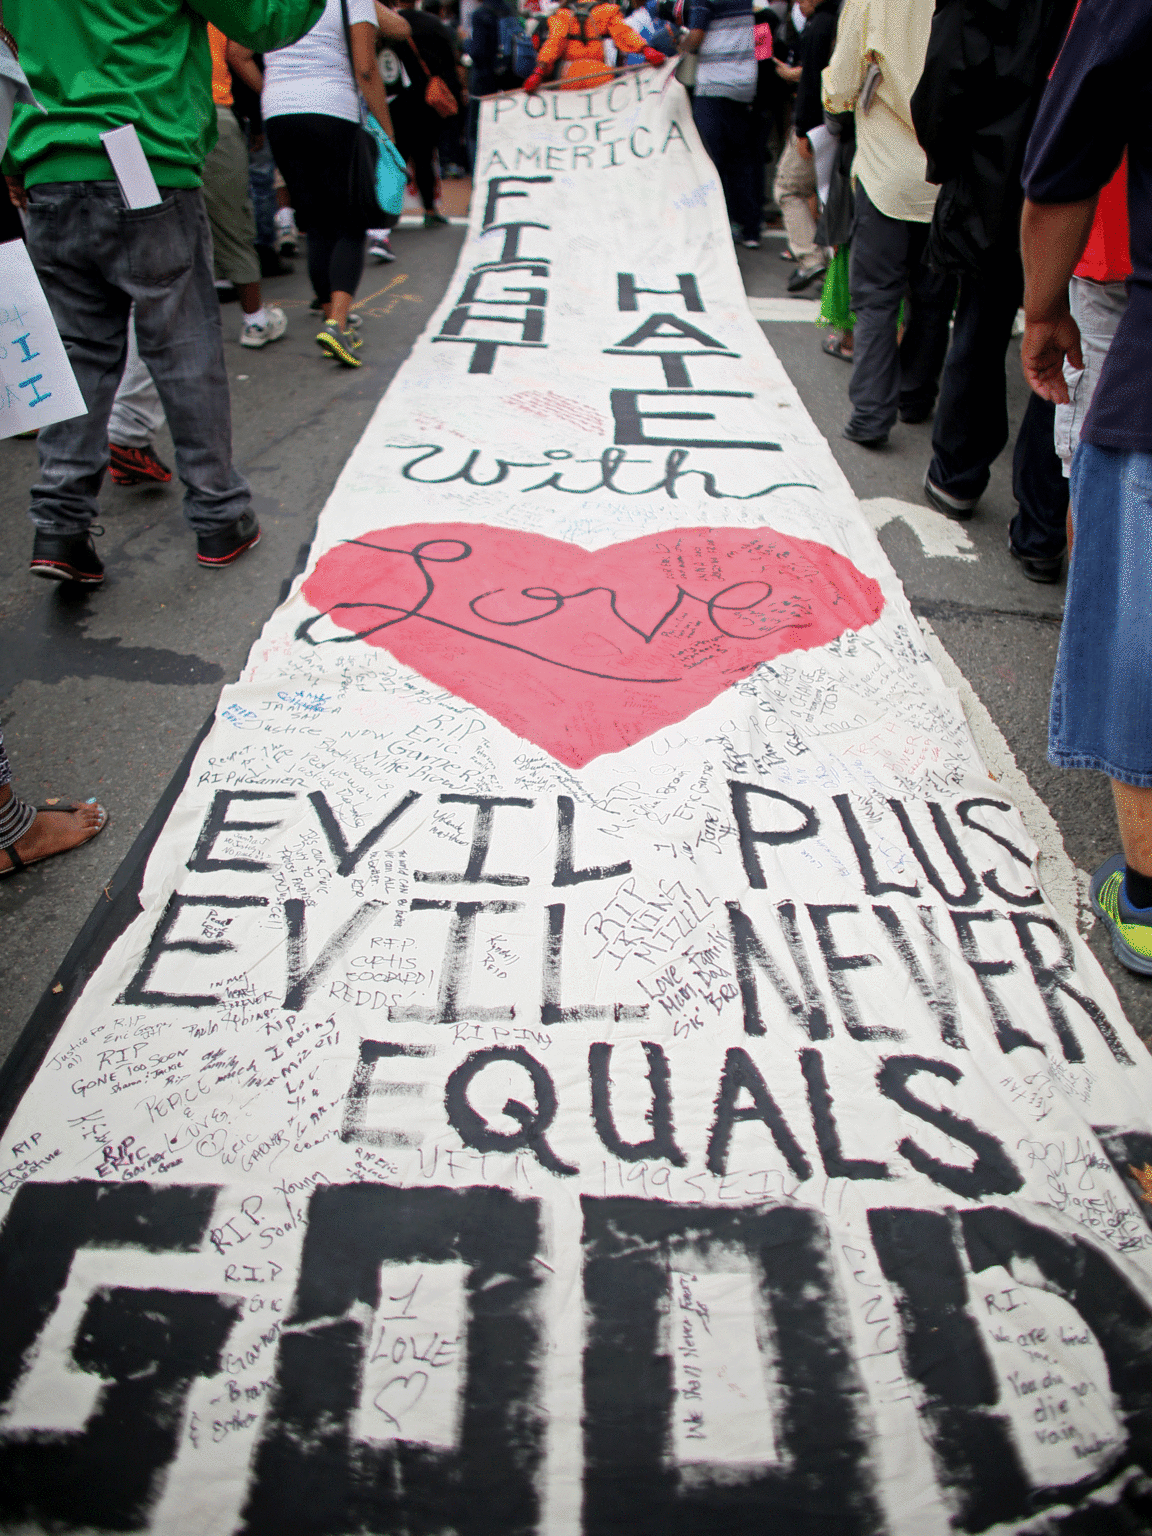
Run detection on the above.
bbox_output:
[316,320,362,368]
[1090,853,1152,976]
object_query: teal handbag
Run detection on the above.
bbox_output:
[363,113,407,218]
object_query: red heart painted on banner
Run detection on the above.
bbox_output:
[301,524,884,769]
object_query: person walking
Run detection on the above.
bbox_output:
[4,0,322,584]
[203,25,288,348]
[264,0,406,367]
[682,0,761,249]
[912,0,1077,537]
[822,0,955,448]
[391,0,464,227]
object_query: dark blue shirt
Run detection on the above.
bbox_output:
[1023,0,1152,451]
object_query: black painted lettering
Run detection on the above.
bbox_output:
[616,272,704,311]
[705,1046,812,1180]
[283,899,387,1012]
[887,800,981,907]
[611,313,727,350]
[581,1197,881,1534]
[876,1055,1023,1198]
[873,904,964,1049]
[445,1045,576,1175]
[1009,912,1135,1066]
[588,1042,686,1165]
[340,1039,434,1147]
[833,794,920,897]
[117,893,268,1007]
[800,1049,888,1180]
[956,798,1043,906]
[187,790,295,873]
[482,174,553,228]
[415,794,533,886]
[391,898,521,1024]
[807,904,898,1041]
[726,900,831,1039]
[729,779,819,888]
[610,389,781,451]
[950,911,1044,1054]
[552,795,631,886]
[309,789,420,878]
[240,1184,544,1534]
[0,1182,235,1531]
[542,904,646,1024]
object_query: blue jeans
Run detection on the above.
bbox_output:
[24,182,250,537]
[1050,443,1152,785]
[692,95,759,244]
[248,136,277,248]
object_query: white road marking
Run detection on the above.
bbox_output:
[863,496,978,562]
[749,296,822,321]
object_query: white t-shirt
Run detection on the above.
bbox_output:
[262,0,378,123]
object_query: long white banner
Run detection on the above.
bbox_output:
[2,66,1152,1536]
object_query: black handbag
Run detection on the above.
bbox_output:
[338,0,398,229]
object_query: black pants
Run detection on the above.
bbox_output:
[693,96,759,243]
[265,113,367,303]
[392,92,438,211]
[847,181,956,440]
[928,249,1023,501]
[1010,393,1069,559]
[929,247,1068,546]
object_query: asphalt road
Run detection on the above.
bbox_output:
[0,209,1147,1066]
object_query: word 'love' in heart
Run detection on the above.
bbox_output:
[300,524,884,768]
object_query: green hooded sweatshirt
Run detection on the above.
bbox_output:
[4,0,325,188]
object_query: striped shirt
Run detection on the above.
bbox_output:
[688,0,756,102]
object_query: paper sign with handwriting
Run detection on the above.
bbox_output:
[0,239,86,439]
[2,64,1152,1536]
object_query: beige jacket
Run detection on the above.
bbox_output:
[822,0,938,223]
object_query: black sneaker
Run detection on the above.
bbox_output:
[30,527,105,585]
[196,510,261,568]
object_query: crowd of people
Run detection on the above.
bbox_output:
[0,0,1146,987]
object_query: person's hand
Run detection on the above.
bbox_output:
[250,131,266,153]
[643,46,666,66]
[774,60,801,83]
[795,134,812,160]
[1021,309,1083,404]
[5,174,25,211]
[523,69,545,92]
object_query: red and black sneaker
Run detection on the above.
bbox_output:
[196,510,261,568]
[30,527,105,585]
[108,441,172,486]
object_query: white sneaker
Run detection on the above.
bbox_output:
[367,235,396,264]
[240,305,288,348]
[274,208,299,255]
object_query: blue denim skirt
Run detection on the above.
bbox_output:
[1049,442,1152,785]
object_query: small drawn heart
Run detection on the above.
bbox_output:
[301,524,884,768]
[374,1370,429,1432]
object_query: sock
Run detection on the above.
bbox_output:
[244,306,267,330]
[1124,865,1152,910]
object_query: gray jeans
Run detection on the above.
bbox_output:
[24,182,249,536]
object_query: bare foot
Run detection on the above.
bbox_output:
[0,798,107,875]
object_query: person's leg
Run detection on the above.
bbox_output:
[308,229,337,308]
[201,107,283,346]
[1008,392,1069,572]
[728,101,760,244]
[844,183,907,445]
[693,96,734,224]
[327,234,366,330]
[927,249,1023,507]
[123,190,253,541]
[773,129,820,275]
[108,310,167,446]
[0,735,106,876]
[248,136,278,250]
[24,184,132,546]
[897,229,957,422]
[1113,782,1152,887]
